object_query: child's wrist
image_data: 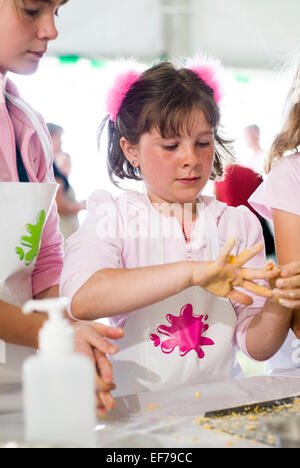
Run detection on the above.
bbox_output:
[190,261,211,287]
[182,261,193,288]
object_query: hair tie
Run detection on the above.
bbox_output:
[105,60,144,122]
[185,55,224,104]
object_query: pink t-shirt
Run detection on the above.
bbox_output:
[249,153,300,220]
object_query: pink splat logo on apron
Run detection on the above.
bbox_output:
[150,303,215,359]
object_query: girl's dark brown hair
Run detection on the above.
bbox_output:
[99,61,234,187]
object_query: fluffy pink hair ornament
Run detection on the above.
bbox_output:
[106,63,143,122]
[185,55,224,104]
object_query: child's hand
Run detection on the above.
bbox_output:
[73,321,124,417]
[191,238,280,305]
[272,262,300,309]
[95,370,116,418]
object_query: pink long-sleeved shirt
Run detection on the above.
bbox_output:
[60,189,268,358]
[0,74,64,296]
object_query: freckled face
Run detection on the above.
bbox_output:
[134,109,215,205]
[0,0,64,76]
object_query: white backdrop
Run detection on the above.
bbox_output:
[49,0,162,59]
[49,0,300,69]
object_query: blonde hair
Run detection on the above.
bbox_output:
[266,59,300,173]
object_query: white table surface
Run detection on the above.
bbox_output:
[1,369,300,448]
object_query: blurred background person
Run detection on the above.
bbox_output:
[242,124,265,175]
[47,123,86,246]
[55,150,72,178]
[47,122,64,156]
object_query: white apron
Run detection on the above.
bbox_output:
[0,183,57,376]
[112,200,238,397]
[0,85,58,378]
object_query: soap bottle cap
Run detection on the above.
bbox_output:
[23,298,74,355]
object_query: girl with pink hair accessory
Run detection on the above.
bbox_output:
[61,57,291,396]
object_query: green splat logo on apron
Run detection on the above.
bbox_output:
[15,210,46,266]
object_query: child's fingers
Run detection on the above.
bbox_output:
[98,391,115,412]
[96,392,108,419]
[74,339,95,363]
[90,322,124,340]
[276,275,300,289]
[242,267,280,281]
[273,289,300,300]
[97,396,105,411]
[84,327,119,355]
[74,323,119,354]
[94,348,114,383]
[96,375,116,393]
[96,391,115,418]
[241,280,272,298]
[228,289,253,306]
[97,406,108,419]
[265,261,281,274]
[277,298,300,309]
[218,238,237,264]
[229,242,264,266]
[280,262,300,278]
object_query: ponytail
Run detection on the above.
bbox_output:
[98,116,142,187]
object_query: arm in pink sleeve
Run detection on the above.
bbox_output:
[31,153,64,297]
[32,200,64,297]
[60,190,123,317]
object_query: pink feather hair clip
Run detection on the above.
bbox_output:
[106,61,144,122]
[185,55,224,104]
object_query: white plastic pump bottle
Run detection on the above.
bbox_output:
[22,298,96,448]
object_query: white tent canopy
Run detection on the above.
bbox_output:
[49,0,300,69]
